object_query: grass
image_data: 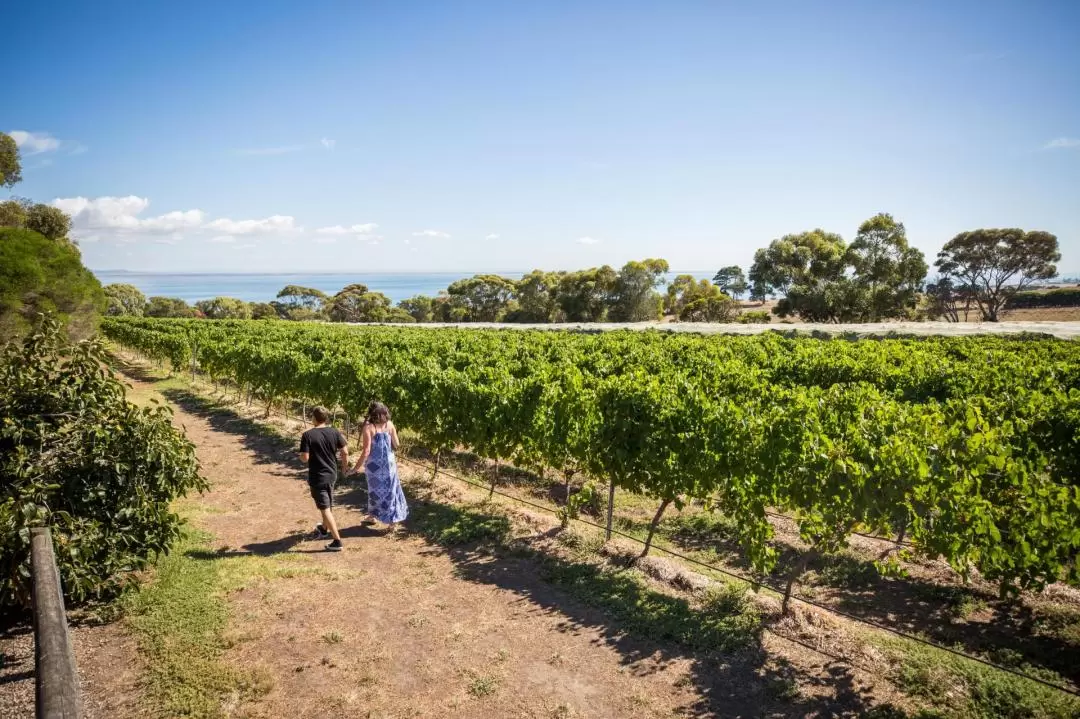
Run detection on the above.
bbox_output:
[537,555,762,653]
[882,639,1080,719]
[1033,604,1080,645]
[467,673,500,698]
[410,499,513,546]
[120,530,274,718]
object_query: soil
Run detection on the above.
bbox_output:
[0,613,142,719]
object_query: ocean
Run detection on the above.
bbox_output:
[91,270,715,305]
[91,271,501,304]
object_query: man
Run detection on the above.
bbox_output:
[299,406,348,551]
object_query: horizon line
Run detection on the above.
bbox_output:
[89,268,722,276]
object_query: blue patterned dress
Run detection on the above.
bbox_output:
[365,427,409,524]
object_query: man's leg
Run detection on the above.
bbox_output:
[310,484,341,542]
[320,506,342,542]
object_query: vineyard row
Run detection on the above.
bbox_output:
[101,318,1080,603]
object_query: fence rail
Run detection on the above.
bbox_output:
[30,527,82,719]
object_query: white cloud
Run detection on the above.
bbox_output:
[576,236,602,245]
[235,145,305,156]
[53,194,302,244]
[485,233,500,241]
[9,130,61,155]
[313,236,338,244]
[413,229,451,239]
[237,243,256,249]
[1044,137,1080,150]
[141,209,206,232]
[55,196,203,234]
[204,215,298,235]
[315,223,379,236]
[320,137,336,149]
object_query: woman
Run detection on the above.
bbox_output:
[352,401,409,529]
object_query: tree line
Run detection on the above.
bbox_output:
[105,213,1062,326]
[103,259,766,324]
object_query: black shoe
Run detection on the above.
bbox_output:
[312,524,331,539]
[325,539,343,552]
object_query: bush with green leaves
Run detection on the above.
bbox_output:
[738,309,771,324]
[0,320,206,612]
[0,227,105,342]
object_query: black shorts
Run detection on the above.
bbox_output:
[309,483,334,510]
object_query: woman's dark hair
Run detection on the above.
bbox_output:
[365,401,390,425]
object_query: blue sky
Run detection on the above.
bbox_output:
[4,0,1079,274]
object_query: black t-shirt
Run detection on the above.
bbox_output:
[300,426,346,485]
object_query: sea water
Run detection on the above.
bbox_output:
[92,270,715,305]
[91,271,493,304]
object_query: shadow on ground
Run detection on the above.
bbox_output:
[350,487,917,718]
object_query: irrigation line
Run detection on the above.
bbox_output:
[397,455,1080,699]
[762,510,916,549]
[117,354,1079,700]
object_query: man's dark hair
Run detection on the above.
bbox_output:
[311,406,330,424]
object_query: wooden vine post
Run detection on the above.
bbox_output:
[639,497,672,558]
[489,459,500,500]
[605,479,616,541]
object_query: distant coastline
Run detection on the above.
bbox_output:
[91,270,716,305]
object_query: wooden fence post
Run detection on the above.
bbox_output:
[30,527,82,719]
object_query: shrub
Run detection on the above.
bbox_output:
[146,297,194,318]
[679,295,738,322]
[0,320,206,611]
[0,227,105,342]
[104,283,147,317]
[1007,288,1080,309]
[738,309,772,324]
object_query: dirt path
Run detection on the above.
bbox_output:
[129,375,757,718]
